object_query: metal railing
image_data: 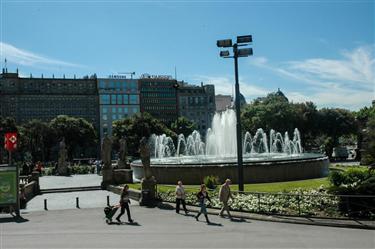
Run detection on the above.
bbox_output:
[157,188,375,219]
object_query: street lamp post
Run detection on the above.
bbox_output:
[217,35,253,192]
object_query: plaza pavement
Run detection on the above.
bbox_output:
[39,175,102,189]
[1,175,373,248]
[1,204,374,249]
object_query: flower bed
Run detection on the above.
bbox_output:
[158,187,343,218]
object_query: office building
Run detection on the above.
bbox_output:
[98,76,140,140]
[0,69,99,128]
[139,75,178,124]
[178,82,215,135]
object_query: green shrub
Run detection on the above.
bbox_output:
[203,175,220,190]
[68,165,93,175]
[329,168,375,218]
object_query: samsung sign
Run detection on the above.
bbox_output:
[108,75,128,79]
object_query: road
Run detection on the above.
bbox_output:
[1,205,374,249]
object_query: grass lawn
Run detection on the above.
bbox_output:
[126,177,330,193]
[125,164,369,194]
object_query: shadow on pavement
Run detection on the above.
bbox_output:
[207,222,223,226]
[107,221,141,226]
[157,202,174,210]
[0,216,29,223]
[230,217,251,223]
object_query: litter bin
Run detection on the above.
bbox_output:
[140,189,153,206]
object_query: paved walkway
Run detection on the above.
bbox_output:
[39,174,102,189]
[25,190,122,212]
[1,206,374,249]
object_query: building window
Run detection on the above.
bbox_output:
[99,81,106,89]
[132,107,139,113]
[112,114,117,120]
[102,107,108,113]
[111,95,116,104]
[100,95,110,104]
[124,107,128,113]
[112,107,116,113]
[102,115,108,121]
[130,95,139,104]
[109,82,115,90]
[117,95,123,104]
[123,94,129,104]
[116,81,122,91]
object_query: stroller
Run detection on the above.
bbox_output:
[104,205,120,224]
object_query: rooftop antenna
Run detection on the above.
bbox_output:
[174,66,177,80]
[118,72,135,79]
[4,58,7,73]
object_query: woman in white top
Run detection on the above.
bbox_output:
[175,180,188,214]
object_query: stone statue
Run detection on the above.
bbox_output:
[101,135,112,169]
[57,138,68,175]
[139,136,156,206]
[139,136,152,179]
[101,134,113,189]
[117,136,128,169]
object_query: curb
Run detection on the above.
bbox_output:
[182,203,375,230]
[107,186,375,230]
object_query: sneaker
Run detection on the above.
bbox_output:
[128,219,134,223]
[116,217,121,222]
[195,216,199,221]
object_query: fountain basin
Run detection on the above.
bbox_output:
[130,153,329,184]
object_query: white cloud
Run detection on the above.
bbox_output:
[287,88,374,110]
[249,45,375,110]
[0,42,84,69]
[192,75,269,101]
[287,46,374,89]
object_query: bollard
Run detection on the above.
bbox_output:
[44,199,48,210]
[107,195,110,207]
[257,193,261,213]
[76,197,80,209]
[297,194,301,216]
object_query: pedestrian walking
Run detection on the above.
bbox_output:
[195,184,211,223]
[116,184,134,223]
[175,180,188,214]
[218,179,233,219]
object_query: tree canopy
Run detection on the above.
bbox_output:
[112,112,176,156]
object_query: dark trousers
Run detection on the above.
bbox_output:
[116,203,131,221]
[176,198,187,213]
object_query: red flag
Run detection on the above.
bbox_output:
[4,132,18,152]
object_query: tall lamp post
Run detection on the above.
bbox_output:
[217,35,253,192]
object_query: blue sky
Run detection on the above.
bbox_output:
[1,0,374,110]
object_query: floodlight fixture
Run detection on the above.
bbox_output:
[217,39,233,48]
[220,50,230,57]
[237,48,253,57]
[237,35,252,44]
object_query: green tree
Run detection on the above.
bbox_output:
[316,108,357,159]
[49,115,97,160]
[18,119,57,162]
[112,112,176,156]
[170,116,197,137]
[241,92,296,134]
[361,114,375,165]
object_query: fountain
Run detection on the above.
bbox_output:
[131,109,329,184]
